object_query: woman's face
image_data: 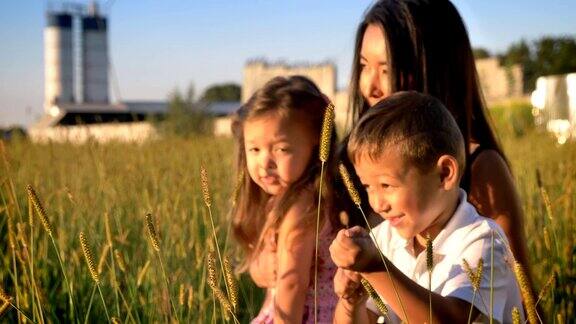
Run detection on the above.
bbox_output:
[359,24,392,108]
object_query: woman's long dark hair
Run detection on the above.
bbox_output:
[348,0,507,192]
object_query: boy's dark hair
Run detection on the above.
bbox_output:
[348,91,465,175]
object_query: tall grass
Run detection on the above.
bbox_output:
[0,101,574,322]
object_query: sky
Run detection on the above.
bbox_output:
[0,0,575,128]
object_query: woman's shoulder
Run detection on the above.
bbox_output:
[469,148,511,180]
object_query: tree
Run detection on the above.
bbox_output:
[500,36,576,92]
[159,83,213,137]
[473,47,491,59]
[200,83,241,102]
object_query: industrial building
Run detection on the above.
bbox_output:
[30,2,170,143]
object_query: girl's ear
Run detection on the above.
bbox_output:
[436,155,459,190]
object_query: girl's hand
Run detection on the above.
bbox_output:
[249,231,278,288]
[334,268,367,307]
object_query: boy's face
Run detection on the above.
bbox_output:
[354,147,452,240]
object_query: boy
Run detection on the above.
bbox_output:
[330,92,524,323]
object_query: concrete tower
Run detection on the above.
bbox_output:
[44,12,75,110]
[82,2,109,103]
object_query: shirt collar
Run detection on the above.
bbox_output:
[388,189,477,255]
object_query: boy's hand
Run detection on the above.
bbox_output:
[334,268,367,306]
[329,226,381,272]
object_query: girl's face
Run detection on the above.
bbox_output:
[243,112,316,195]
[359,24,392,108]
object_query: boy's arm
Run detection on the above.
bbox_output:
[333,268,372,324]
[363,267,479,323]
[273,198,315,323]
[330,227,480,323]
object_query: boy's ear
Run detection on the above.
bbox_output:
[436,155,459,190]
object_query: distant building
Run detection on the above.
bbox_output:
[32,2,172,143]
[531,73,576,143]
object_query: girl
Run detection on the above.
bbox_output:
[231,76,339,323]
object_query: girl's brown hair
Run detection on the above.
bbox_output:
[348,0,507,191]
[231,76,338,269]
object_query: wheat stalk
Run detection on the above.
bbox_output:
[114,250,127,273]
[463,258,484,324]
[200,165,231,302]
[314,102,335,324]
[338,163,410,323]
[535,273,555,306]
[80,232,100,284]
[361,278,389,318]
[144,213,179,322]
[223,256,239,311]
[426,234,434,324]
[26,185,53,235]
[512,307,521,324]
[80,232,111,322]
[513,261,538,324]
[145,213,161,251]
[27,184,76,320]
[0,287,36,323]
[207,252,240,324]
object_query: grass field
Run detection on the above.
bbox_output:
[1,103,575,323]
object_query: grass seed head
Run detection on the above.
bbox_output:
[223,256,239,310]
[200,165,212,207]
[319,102,335,162]
[80,232,100,284]
[511,307,521,324]
[207,251,217,288]
[537,273,555,302]
[145,213,161,251]
[338,211,350,228]
[187,285,194,309]
[425,234,434,272]
[339,163,361,206]
[513,261,537,324]
[26,184,53,235]
[0,287,11,303]
[0,301,10,317]
[361,279,387,315]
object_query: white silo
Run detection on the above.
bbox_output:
[82,3,109,103]
[44,12,75,110]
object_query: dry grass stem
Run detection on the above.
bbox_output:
[136,260,151,287]
[338,163,361,206]
[26,185,53,235]
[319,102,335,162]
[80,232,100,283]
[114,250,127,273]
[97,243,111,275]
[145,213,161,252]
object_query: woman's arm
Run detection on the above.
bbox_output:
[468,150,533,288]
[273,198,315,323]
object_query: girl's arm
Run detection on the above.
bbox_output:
[273,198,315,323]
[249,234,277,288]
[468,150,533,290]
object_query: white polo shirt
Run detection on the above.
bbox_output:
[366,189,524,324]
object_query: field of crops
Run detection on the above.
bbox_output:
[1,103,575,323]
